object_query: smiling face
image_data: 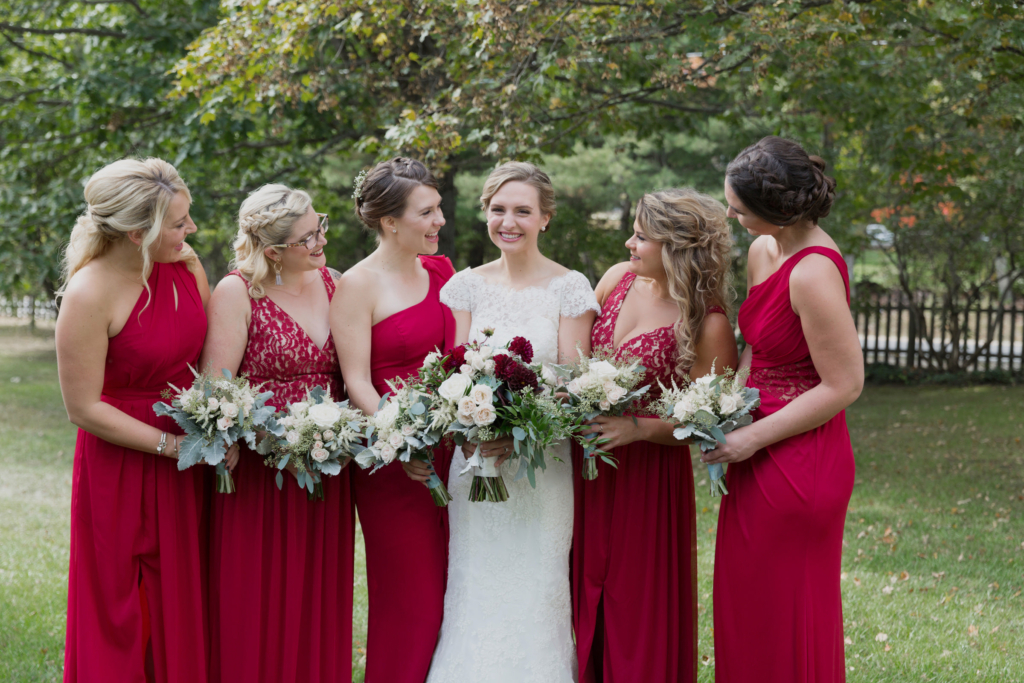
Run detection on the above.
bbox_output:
[724,180,780,237]
[379,184,445,254]
[486,181,549,256]
[148,191,197,264]
[265,206,327,275]
[624,218,666,279]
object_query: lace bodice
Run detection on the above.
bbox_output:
[440,268,600,365]
[231,268,342,408]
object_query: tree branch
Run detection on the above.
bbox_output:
[0,22,127,39]
[0,31,74,70]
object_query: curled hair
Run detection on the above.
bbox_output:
[480,161,556,220]
[231,184,312,300]
[635,188,734,377]
[58,158,196,307]
[725,136,836,226]
[354,157,439,235]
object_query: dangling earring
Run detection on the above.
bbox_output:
[274,261,283,286]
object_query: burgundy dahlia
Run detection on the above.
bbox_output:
[508,336,533,363]
[506,364,539,393]
[492,354,515,382]
[442,344,468,373]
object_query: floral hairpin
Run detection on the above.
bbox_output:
[351,169,368,201]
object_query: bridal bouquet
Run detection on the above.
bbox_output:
[552,353,649,480]
[260,387,365,501]
[657,363,760,497]
[355,380,452,507]
[425,332,574,503]
[154,367,277,494]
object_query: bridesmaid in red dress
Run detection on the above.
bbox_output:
[708,137,863,683]
[331,158,454,683]
[56,158,224,682]
[201,185,354,683]
[573,188,738,683]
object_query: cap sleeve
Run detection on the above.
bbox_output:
[558,271,601,319]
[439,267,475,312]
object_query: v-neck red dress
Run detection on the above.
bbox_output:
[64,261,208,683]
[713,247,854,683]
[208,267,354,683]
[350,254,455,683]
[573,271,723,683]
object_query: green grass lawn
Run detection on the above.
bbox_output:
[1,324,1022,682]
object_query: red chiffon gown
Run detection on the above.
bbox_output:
[573,271,722,683]
[714,247,855,682]
[207,267,354,683]
[350,255,455,683]
[64,261,208,683]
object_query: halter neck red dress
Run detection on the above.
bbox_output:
[64,261,208,683]
[714,247,854,683]
[573,271,724,683]
[350,255,455,683]
[208,267,354,683]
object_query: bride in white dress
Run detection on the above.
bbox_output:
[406,162,599,683]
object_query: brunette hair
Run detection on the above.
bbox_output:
[354,157,439,234]
[635,188,734,376]
[725,136,836,226]
[232,184,313,300]
[479,161,557,220]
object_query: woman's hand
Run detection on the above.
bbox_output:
[700,426,761,466]
[579,415,645,451]
[467,437,516,468]
[403,459,434,483]
[223,442,241,472]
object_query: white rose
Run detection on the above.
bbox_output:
[381,443,398,463]
[719,393,742,415]
[478,345,494,360]
[483,359,495,375]
[471,354,487,372]
[216,416,233,431]
[279,415,294,428]
[313,432,322,441]
[307,402,343,429]
[566,379,582,395]
[541,365,558,388]
[460,364,473,375]
[388,433,404,449]
[464,349,479,365]
[588,361,619,382]
[220,401,239,419]
[423,351,441,367]
[208,397,220,410]
[312,448,330,463]
[289,401,309,417]
[599,400,611,411]
[323,429,335,441]
[439,373,473,402]
[314,440,324,450]
[695,374,714,387]
[401,424,416,436]
[606,384,627,404]
[457,411,476,427]
[458,396,476,416]
[469,384,493,406]
[375,401,400,430]
[472,404,496,426]
[286,430,301,445]
[672,398,696,423]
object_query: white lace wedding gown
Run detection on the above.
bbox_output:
[426,268,600,683]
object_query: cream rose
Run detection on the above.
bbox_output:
[313,440,324,450]
[605,384,627,404]
[401,424,416,436]
[289,401,309,417]
[719,392,744,415]
[307,402,343,429]
[286,430,301,445]
[423,351,441,367]
[458,396,476,416]
[599,400,612,411]
[469,384,493,406]
[220,402,239,419]
[472,404,497,426]
[216,416,233,431]
[672,398,696,423]
[457,411,475,427]
[380,443,398,463]
[439,373,473,402]
[208,397,220,411]
[323,429,335,441]
[588,361,619,382]
[388,433,405,449]
[312,448,330,463]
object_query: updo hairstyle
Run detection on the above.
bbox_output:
[725,136,836,226]
[479,161,557,221]
[354,157,439,235]
[232,184,312,299]
[59,157,196,302]
[635,188,734,376]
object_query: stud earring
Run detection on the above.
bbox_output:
[274,261,283,286]
[392,229,397,234]
[541,225,548,232]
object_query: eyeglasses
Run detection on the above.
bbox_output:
[270,213,329,250]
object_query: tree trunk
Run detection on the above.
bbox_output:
[438,162,458,261]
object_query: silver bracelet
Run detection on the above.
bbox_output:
[156,432,168,456]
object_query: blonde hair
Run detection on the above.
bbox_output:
[58,158,196,304]
[480,161,557,220]
[635,188,734,376]
[232,184,312,299]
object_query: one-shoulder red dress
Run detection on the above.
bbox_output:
[64,261,208,683]
[714,247,855,682]
[350,255,455,683]
[573,271,724,683]
[208,267,354,683]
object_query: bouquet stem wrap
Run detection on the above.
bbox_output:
[426,469,454,507]
[706,462,728,497]
[465,445,509,503]
[215,462,236,494]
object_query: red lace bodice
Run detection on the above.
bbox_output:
[738,247,850,408]
[231,267,342,409]
[591,271,724,416]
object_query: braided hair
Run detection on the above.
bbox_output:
[635,188,735,377]
[725,136,836,226]
[231,184,312,299]
[354,157,439,236]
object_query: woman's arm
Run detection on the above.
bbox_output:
[188,257,212,307]
[332,269,383,416]
[557,311,595,363]
[704,254,863,465]
[452,309,472,346]
[56,275,178,457]
[199,276,250,377]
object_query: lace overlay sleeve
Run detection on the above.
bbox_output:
[557,271,601,319]
[439,267,475,312]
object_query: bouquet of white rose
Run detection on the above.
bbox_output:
[424,332,574,503]
[154,366,277,493]
[260,387,366,501]
[552,353,649,480]
[656,363,760,497]
[355,380,452,507]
